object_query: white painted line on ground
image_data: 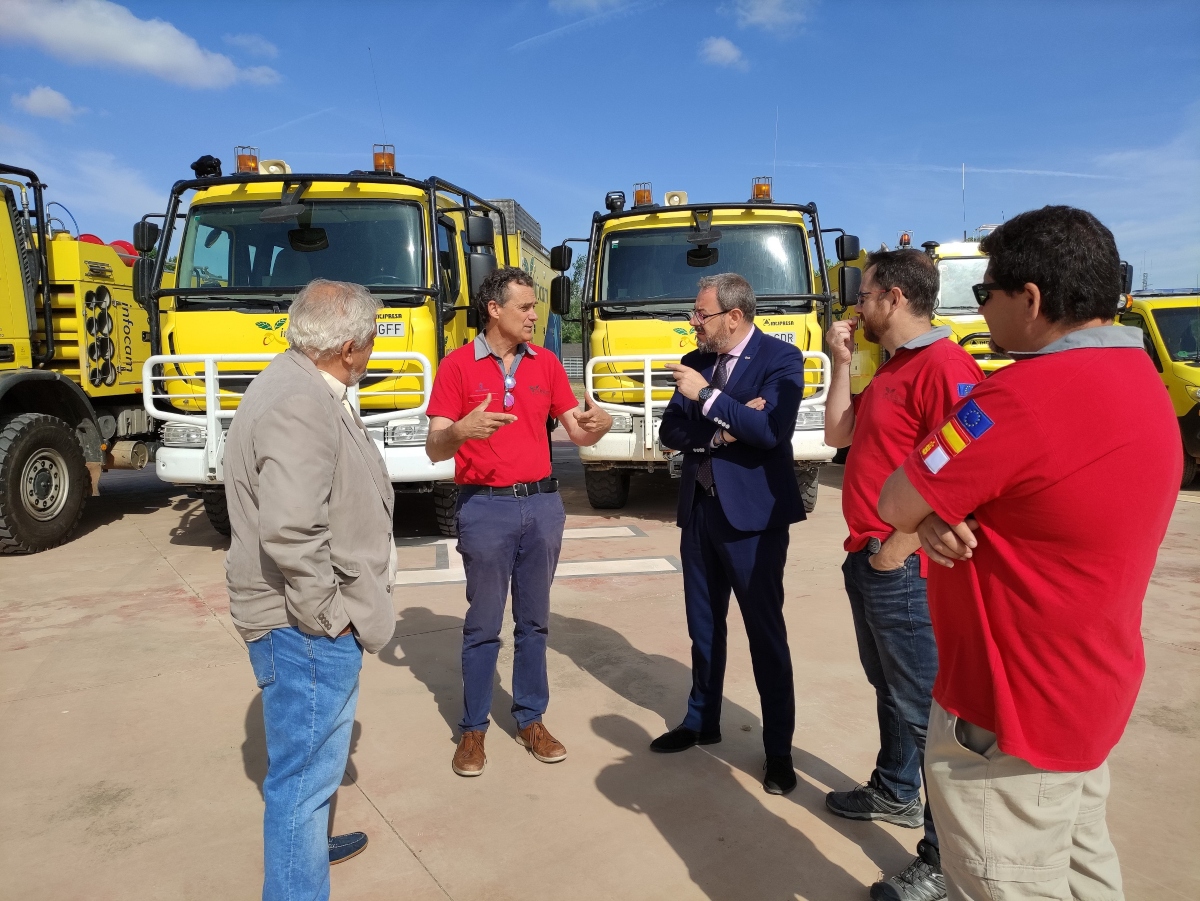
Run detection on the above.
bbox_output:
[1175,493,1200,505]
[562,525,643,539]
[556,557,678,577]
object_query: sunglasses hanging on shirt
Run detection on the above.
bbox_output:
[504,375,516,410]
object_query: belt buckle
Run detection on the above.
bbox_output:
[514,482,530,497]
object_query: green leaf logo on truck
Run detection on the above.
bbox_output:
[255,318,289,345]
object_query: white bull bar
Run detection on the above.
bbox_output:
[583,352,832,451]
[142,352,433,482]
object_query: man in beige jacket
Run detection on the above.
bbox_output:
[224,278,396,901]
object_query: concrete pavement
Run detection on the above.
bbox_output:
[1,442,1197,900]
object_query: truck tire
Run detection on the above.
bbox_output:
[796,467,819,514]
[199,486,231,537]
[585,467,630,509]
[433,482,459,537]
[0,413,90,554]
[1183,451,1197,488]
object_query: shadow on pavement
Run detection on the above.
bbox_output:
[379,606,518,740]
[73,470,181,541]
[548,611,907,875]
[594,713,867,901]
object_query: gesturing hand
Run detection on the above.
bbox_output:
[664,363,710,401]
[574,397,613,434]
[917,513,981,568]
[826,316,859,367]
[457,394,517,440]
[721,397,765,444]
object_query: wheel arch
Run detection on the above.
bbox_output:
[0,371,102,462]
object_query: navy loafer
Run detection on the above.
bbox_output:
[329,831,368,865]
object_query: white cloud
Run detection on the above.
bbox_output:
[699,36,748,70]
[0,0,280,88]
[223,32,279,59]
[11,85,81,121]
[730,0,809,30]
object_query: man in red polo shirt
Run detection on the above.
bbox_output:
[824,249,982,901]
[425,266,612,778]
[879,206,1180,900]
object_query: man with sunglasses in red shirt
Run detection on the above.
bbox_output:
[879,207,1179,900]
[426,267,612,778]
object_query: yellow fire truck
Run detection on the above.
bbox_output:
[546,178,860,512]
[1,164,157,553]
[135,147,557,536]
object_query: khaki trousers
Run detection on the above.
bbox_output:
[925,700,1124,901]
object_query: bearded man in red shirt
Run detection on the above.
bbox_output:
[879,206,1180,901]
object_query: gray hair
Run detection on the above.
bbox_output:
[286,279,380,358]
[698,272,756,321]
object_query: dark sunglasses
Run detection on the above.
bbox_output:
[971,282,1004,306]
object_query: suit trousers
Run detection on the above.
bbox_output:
[926,700,1124,901]
[680,489,795,757]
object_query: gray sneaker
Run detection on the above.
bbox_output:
[825,780,923,828]
[870,840,946,901]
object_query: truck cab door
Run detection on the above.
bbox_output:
[436,217,470,349]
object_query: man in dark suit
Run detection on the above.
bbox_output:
[655,272,807,795]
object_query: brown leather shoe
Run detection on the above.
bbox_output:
[452,730,486,777]
[516,721,567,763]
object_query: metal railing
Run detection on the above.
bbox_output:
[143,351,434,467]
[584,351,833,450]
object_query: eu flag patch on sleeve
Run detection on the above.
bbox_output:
[919,398,994,474]
[957,383,975,397]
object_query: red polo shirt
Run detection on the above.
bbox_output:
[842,328,984,552]
[427,335,577,486]
[902,327,1180,771]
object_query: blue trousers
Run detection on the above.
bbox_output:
[456,490,566,733]
[248,626,362,901]
[680,491,795,757]
[842,548,939,847]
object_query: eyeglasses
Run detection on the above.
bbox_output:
[503,375,516,410]
[971,282,1004,306]
[853,289,888,305]
[689,309,729,324]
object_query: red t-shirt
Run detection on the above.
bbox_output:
[903,339,1180,771]
[843,333,984,552]
[427,338,577,486]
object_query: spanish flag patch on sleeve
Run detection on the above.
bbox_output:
[919,399,994,474]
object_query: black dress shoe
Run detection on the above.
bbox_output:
[763,755,797,795]
[649,725,722,753]
[329,832,368,865]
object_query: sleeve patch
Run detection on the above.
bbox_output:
[957,382,975,397]
[955,398,994,439]
[920,398,994,474]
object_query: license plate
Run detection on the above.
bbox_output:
[767,331,795,344]
[376,321,406,337]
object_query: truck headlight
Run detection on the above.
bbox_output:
[384,415,430,447]
[162,422,207,448]
[795,410,825,430]
[1186,385,1200,403]
[609,413,633,433]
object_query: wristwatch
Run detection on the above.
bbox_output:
[697,385,714,403]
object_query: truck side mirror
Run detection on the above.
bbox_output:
[836,234,860,263]
[1120,261,1134,294]
[550,244,572,272]
[133,256,155,311]
[465,215,495,247]
[467,251,497,302]
[133,220,160,254]
[838,266,861,307]
[550,275,571,316]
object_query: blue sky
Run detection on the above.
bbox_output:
[2,0,1198,288]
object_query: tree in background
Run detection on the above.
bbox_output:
[562,254,586,344]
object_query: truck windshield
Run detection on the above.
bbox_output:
[1151,306,1200,363]
[175,200,424,304]
[936,256,989,314]
[599,225,810,317]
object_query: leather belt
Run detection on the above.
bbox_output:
[463,478,559,498]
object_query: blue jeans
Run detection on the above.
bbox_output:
[842,548,939,847]
[248,626,362,901]
[456,490,566,733]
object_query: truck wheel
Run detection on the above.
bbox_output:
[433,482,459,537]
[585,467,630,509]
[832,446,849,465]
[0,413,90,554]
[797,467,819,514]
[1183,451,1197,488]
[199,486,231,537]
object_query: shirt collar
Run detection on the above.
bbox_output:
[897,326,953,351]
[317,368,347,399]
[723,325,756,358]
[1009,325,1143,357]
[473,332,537,361]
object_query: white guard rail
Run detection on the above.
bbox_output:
[584,351,833,451]
[142,352,433,479]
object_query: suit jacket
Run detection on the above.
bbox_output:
[224,349,396,653]
[659,329,806,532]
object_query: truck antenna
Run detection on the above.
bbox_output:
[772,106,779,182]
[962,163,967,240]
[368,46,389,144]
